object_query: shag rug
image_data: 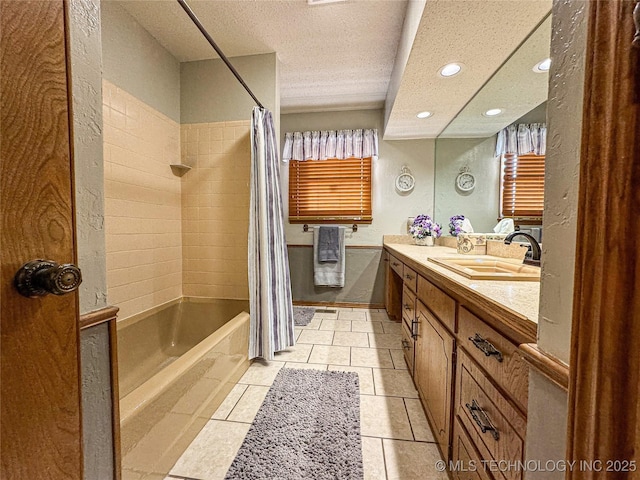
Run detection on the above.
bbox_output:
[224,368,363,480]
[293,306,315,326]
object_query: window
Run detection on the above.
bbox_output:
[501,153,545,219]
[288,157,372,223]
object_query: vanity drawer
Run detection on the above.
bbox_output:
[402,321,415,375]
[389,254,404,277]
[458,307,528,413]
[402,284,416,329]
[402,265,418,293]
[451,417,493,480]
[456,350,526,480]
[417,275,456,333]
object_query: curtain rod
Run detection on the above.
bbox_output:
[176,0,265,109]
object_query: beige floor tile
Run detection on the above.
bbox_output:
[352,321,384,333]
[285,362,328,370]
[319,319,352,331]
[274,343,313,363]
[308,345,351,365]
[237,360,284,386]
[333,331,370,347]
[404,398,436,442]
[335,307,354,311]
[369,333,403,349]
[382,322,402,335]
[362,436,387,480]
[170,420,250,480]
[297,317,322,330]
[360,395,413,440]
[295,329,301,341]
[382,439,448,480]
[339,310,367,321]
[297,329,335,345]
[226,385,270,423]
[369,312,392,322]
[389,349,408,370]
[373,369,418,398]
[351,347,394,369]
[313,311,338,320]
[327,365,375,395]
[211,383,248,420]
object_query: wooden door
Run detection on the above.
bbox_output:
[1,1,83,479]
[566,0,640,476]
[415,302,455,456]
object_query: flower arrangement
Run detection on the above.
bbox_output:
[409,214,442,239]
[449,215,466,237]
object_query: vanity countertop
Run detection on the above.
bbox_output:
[384,242,539,342]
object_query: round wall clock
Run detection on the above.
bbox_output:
[395,166,415,193]
[456,167,476,192]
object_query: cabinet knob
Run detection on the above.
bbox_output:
[14,259,82,298]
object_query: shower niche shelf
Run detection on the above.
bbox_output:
[170,164,192,177]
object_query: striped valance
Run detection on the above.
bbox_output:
[496,123,547,156]
[282,129,378,162]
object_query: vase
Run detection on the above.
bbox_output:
[415,236,434,246]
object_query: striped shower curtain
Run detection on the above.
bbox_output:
[248,107,295,360]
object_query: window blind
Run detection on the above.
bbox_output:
[501,153,545,218]
[288,157,372,223]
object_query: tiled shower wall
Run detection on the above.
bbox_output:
[103,80,183,319]
[181,121,251,300]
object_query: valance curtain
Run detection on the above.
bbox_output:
[495,123,547,156]
[282,128,379,162]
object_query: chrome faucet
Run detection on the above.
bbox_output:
[504,232,542,267]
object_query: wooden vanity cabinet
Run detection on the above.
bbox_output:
[454,350,526,480]
[414,299,455,458]
[452,417,494,480]
[384,251,403,321]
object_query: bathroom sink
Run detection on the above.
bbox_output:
[428,256,540,281]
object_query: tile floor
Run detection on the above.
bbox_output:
[166,307,448,480]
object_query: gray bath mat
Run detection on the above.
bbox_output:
[293,306,315,326]
[224,368,363,480]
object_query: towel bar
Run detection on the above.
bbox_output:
[303,224,358,232]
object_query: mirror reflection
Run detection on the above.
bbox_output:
[434,15,552,237]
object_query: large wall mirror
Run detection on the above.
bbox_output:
[434,14,552,235]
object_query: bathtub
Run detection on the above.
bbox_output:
[117,297,250,479]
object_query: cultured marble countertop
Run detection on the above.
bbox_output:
[384,243,540,340]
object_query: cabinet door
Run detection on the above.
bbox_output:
[415,301,455,456]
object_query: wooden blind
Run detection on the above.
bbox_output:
[288,157,372,223]
[501,153,546,218]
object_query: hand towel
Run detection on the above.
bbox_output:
[313,227,345,287]
[461,218,474,233]
[493,218,515,234]
[318,226,340,262]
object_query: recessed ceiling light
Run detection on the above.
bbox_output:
[483,108,503,117]
[416,111,433,119]
[533,58,551,73]
[440,63,463,77]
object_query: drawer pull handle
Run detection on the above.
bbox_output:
[469,333,504,362]
[392,262,400,267]
[411,319,419,339]
[402,339,411,350]
[466,399,500,441]
[405,274,413,280]
[403,303,412,310]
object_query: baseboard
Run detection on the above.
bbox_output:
[293,300,385,309]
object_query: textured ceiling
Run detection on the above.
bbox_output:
[440,15,552,138]
[114,0,552,137]
[383,0,552,139]
[115,0,408,113]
